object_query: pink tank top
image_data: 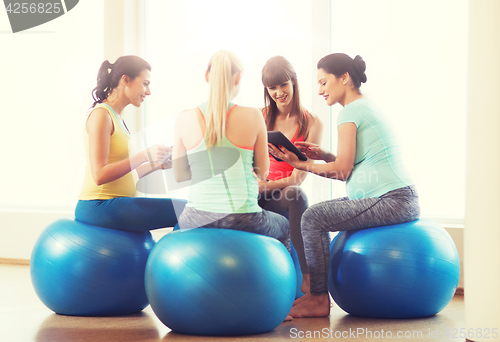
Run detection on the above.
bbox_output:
[265,110,309,181]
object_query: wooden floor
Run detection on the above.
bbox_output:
[0,264,465,341]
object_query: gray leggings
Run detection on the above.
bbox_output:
[302,185,420,295]
[178,206,291,251]
[258,186,309,272]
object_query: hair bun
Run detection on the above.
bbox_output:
[353,55,367,83]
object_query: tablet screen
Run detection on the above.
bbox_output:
[267,131,307,161]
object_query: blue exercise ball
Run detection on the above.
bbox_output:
[30,217,155,316]
[175,224,303,299]
[328,219,460,318]
[145,228,296,336]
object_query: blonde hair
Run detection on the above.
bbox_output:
[205,50,243,147]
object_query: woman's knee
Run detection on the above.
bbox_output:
[301,205,321,231]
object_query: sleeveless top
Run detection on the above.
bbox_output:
[337,98,413,199]
[265,110,309,181]
[185,103,261,213]
[78,103,136,200]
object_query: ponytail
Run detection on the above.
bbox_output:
[205,51,243,147]
[92,60,114,107]
[91,56,151,107]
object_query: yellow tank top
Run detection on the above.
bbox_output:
[78,103,137,200]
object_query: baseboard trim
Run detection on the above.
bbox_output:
[0,258,29,265]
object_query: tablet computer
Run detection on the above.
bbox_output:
[267,131,307,162]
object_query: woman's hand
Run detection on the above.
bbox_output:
[294,141,336,162]
[268,143,301,167]
[161,158,172,170]
[253,171,269,194]
[146,144,172,164]
[257,178,270,194]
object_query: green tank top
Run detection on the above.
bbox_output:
[185,103,261,213]
[337,98,413,199]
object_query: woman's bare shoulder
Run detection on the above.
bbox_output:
[176,107,199,124]
[232,105,262,119]
[86,106,112,125]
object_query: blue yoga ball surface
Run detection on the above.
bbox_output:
[145,228,296,336]
[328,219,460,318]
[30,217,155,316]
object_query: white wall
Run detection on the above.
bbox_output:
[465,0,500,339]
[0,212,66,261]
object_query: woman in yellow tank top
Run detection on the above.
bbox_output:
[75,56,186,231]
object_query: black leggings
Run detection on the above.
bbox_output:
[258,185,309,271]
[301,186,420,295]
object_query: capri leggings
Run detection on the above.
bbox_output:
[178,206,291,251]
[75,197,187,232]
[258,185,309,271]
[301,185,420,295]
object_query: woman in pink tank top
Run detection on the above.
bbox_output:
[259,56,323,296]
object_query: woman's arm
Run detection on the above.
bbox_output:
[252,109,270,181]
[135,154,172,179]
[271,122,357,181]
[294,141,337,162]
[87,108,170,185]
[258,168,308,193]
[172,113,192,182]
[87,108,146,185]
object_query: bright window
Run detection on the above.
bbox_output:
[329,0,467,221]
[0,1,104,212]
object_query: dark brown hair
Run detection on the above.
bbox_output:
[261,56,308,140]
[317,53,367,89]
[92,55,151,107]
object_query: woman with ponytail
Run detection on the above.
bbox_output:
[259,56,323,297]
[271,53,420,317]
[75,56,186,231]
[173,50,290,249]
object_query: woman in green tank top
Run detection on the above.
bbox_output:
[173,50,290,251]
[270,53,420,318]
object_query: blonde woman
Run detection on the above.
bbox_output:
[173,51,289,248]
